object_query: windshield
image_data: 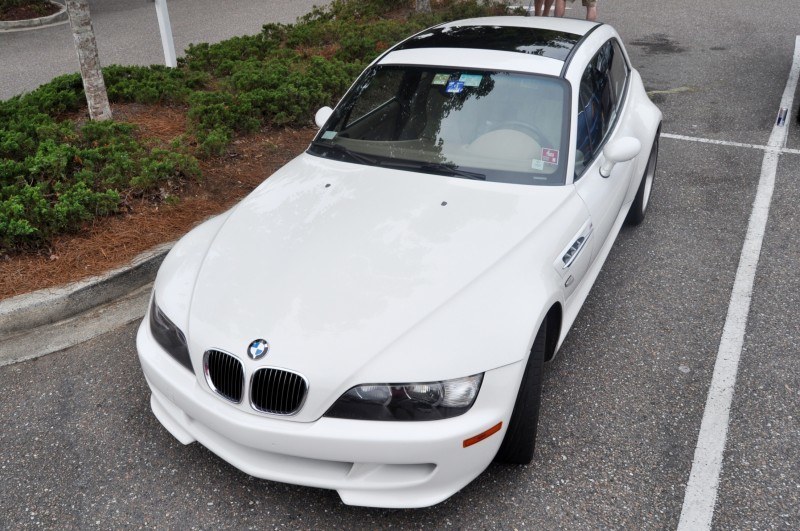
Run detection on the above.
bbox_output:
[308,65,569,185]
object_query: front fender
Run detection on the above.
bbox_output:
[152,211,233,336]
[623,69,663,204]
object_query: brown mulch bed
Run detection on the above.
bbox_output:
[0,0,59,21]
[0,103,315,300]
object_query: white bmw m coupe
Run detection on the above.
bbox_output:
[137,16,661,508]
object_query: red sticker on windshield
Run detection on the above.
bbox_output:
[542,148,559,165]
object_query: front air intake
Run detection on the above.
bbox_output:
[250,368,308,415]
[203,350,244,403]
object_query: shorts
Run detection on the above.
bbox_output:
[570,0,597,6]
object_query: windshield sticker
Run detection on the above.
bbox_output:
[321,131,337,140]
[542,148,559,165]
[459,74,482,87]
[432,73,450,85]
[531,159,544,171]
[446,80,465,94]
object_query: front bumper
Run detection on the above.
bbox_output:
[136,320,523,508]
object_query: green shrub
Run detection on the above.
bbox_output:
[184,33,286,76]
[188,91,260,134]
[0,128,38,162]
[226,54,359,123]
[0,117,202,251]
[0,73,84,118]
[79,119,137,145]
[52,180,120,229]
[104,65,209,105]
[134,149,201,190]
[0,184,50,248]
[0,159,27,187]
[197,126,231,157]
[228,57,294,93]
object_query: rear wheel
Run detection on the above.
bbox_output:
[494,319,547,464]
[626,129,659,226]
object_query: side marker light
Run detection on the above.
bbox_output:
[463,422,503,448]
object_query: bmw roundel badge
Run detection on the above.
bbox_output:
[247,339,269,360]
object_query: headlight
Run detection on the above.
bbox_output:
[324,373,483,421]
[149,296,193,372]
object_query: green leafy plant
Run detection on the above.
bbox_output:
[0,112,202,251]
[104,65,209,105]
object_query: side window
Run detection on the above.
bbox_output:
[574,40,629,179]
[608,40,629,106]
[574,77,597,175]
[596,43,615,139]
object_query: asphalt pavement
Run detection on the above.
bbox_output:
[1,0,799,528]
[712,146,800,529]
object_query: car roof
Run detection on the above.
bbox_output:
[379,16,602,77]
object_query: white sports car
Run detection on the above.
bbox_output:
[137,16,661,508]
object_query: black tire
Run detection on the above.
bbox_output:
[494,318,547,464]
[626,128,660,226]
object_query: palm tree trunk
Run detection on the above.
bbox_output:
[65,0,112,121]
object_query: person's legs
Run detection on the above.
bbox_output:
[583,0,597,21]
[534,0,544,16]
[555,0,566,17]
[544,0,555,16]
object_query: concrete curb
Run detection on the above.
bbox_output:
[0,282,152,366]
[0,241,173,338]
[0,1,68,32]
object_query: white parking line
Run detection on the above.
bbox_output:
[677,36,800,531]
[662,133,800,155]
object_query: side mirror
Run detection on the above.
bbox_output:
[600,137,641,178]
[314,106,333,129]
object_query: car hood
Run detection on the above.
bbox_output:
[185,154,573,416]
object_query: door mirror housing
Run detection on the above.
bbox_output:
[314,106,333,129]
[600,137,641,177]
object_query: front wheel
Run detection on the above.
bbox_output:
[626,128,660,226]
[494,319,547,464]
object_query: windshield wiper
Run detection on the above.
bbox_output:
[418,162,486,181]
[310,141,378,166]
[310,144,486,181]
[376,159,486,180]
